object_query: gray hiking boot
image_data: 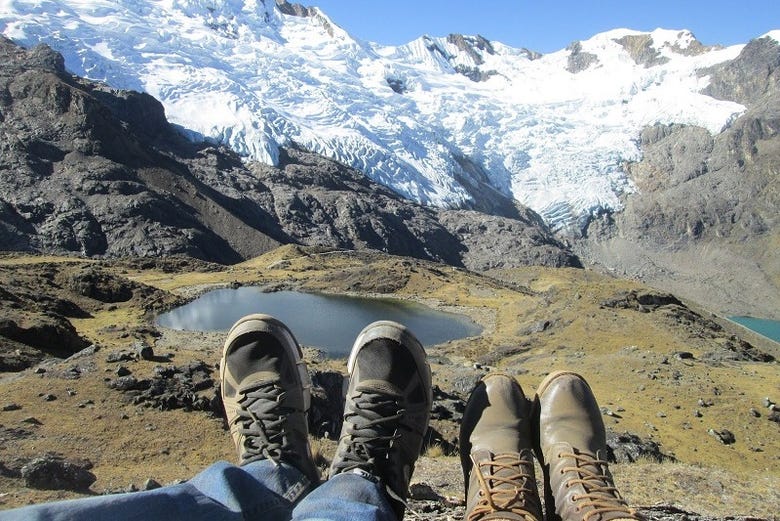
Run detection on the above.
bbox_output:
[533,371,640,521]
[220,314,320,486]
[460,373,543,521]
[329,321,432,519]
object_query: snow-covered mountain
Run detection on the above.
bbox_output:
[1,0,770,232]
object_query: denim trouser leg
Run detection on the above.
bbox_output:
[0,460,311,521]
[291,472,397,521]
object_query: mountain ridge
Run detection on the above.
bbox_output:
[1,0,766,232]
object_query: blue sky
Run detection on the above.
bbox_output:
[300,1,779,53]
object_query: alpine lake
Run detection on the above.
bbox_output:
[156,287,482,358]
[728,316,780,344]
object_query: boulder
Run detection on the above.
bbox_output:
[21,454,96,491]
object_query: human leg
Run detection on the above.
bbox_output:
[0,314,320,521]
[0,459,308,521]
[533,371,641,521]
[290,471,396,521]
[302,321,432,521]
[460,372,543,521]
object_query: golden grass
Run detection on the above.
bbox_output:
[423,443,446,459]
[127,247,780,474]
[614,460,780,518]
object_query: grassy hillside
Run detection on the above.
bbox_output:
[0,246,777,518]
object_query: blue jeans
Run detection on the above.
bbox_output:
[0,461,396,521]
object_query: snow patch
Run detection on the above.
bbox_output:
[763,30,780,43]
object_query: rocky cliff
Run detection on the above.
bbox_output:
[576,36,780,319]
[0,37,577,270]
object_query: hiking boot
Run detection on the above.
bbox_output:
[533,371,640,521]
[220,314,320,485]
[329,321,432,519]
[460,373,543,521]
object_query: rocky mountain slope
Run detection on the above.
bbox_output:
[0,36,576,270]
[576,36,780,319]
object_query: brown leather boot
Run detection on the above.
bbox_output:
[533,371,641,521]
[460,373,543,521]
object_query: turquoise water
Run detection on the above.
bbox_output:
[156,288,482,357]
[728,316,780,343]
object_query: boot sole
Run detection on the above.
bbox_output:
[348,320,432,404]
[220,313,312,411]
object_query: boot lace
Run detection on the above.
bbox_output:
[469,453,541,521]
[331,386,403,476]
[234,380,290,465]
[560,450,638,521]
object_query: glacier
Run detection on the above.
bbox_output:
[0,0,757,232]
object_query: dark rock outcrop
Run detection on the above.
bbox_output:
[275,0,317,18]
[445,34,503,81]
[0,313,89,362]
[447,34,495,65]
[0,261,176,372]
[566,41,599,73]
[615,32,711,68]
[21,454,96,491]
[708,428,736,445]
[62,266,136,303]
[108,360,217,413]
[636,505,772,521]
[606,431,676,463]
[600,290,775,363]
[601,290,683,311]
[615,34,669,67]
[703,36,780,105]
